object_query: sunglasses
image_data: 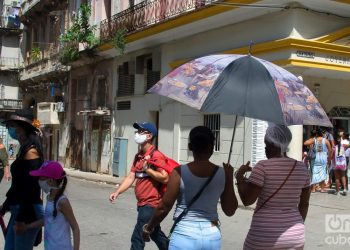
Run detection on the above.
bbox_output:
[135,129,150,134]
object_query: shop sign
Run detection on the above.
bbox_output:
[294,50,350,66]
[296,50,315,59]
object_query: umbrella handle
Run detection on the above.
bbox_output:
[227,116,238,165]
[0,216,7,237]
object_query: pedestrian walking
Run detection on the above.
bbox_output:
[304,128,332,193]
[333,131,349,195]
[0,109,44,250]
[236,124,311,250]
[0,138,11,182]
[109,122,169,250]
[322,127,335,188]
[142,126,238,250]
[14,161,80,250]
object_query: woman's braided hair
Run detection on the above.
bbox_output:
[53,171,67,218]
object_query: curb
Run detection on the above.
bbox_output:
[64,167,123,185]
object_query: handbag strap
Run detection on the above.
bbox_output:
[168,166,219,236]
[254,160,297,214]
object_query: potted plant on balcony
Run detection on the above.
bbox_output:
[112,28,127,55]
[31,47,41,62]
[59,3,99,64]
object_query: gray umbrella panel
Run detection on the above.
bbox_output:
[201,56,285,125]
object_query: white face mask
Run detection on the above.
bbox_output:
[134,133,148,144]
[38,180,58,194]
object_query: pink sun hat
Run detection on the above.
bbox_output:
[30,161,65,179]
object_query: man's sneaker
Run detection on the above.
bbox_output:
[342,190,347,196]
[334,191,339,196]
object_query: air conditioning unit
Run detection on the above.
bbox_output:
[37,102,60,125]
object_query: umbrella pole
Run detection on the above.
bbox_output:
[227,115,238,164]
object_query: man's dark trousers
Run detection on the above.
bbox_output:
[130,205,168,250]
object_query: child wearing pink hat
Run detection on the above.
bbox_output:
[15,161,80,250]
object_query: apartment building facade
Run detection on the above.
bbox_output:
[0,0,22,150]
[19,0,350,176]
[19,0,69,161]
[97,0,350,176]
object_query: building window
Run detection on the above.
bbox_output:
[145,58,160,91]
[96,78,107,108]
[0,85,4,99]
[204,114,220,151]
[117,62,135,97]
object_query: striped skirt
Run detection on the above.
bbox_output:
[244,209,305,250]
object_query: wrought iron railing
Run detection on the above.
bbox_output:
[0,99,22,109]
[0,57,20,68]
[100,0,217,42]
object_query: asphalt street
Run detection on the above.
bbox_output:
[0,177,349,250]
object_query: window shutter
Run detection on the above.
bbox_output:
[117,62,135,97]
[146,70,160,91]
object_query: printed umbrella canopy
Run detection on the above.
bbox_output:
[148,54,332,162]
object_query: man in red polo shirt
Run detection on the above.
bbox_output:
[109,122,169,250]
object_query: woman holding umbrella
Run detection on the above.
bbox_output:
[0,109,44,249]
[236,124,311,250]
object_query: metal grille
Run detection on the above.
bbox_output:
[0,99,22,109]
[117,101,131,110]
[204,114,220,152]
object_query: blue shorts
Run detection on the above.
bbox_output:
[169,220,221,250]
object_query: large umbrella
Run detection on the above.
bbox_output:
[148,54,332,162]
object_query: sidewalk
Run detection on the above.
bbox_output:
[64,167,125,185]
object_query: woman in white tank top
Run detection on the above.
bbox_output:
[142,126,238,250]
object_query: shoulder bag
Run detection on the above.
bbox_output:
[168,166,219,238]
[306,140,316,161]
[335,144,347,171]
[255,160,297,214]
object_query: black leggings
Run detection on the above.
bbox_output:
[0,168,3,184]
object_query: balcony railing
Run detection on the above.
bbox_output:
[0,57,20,68]
[21,0,41,16]
[26,42,60,65]
[0,4,21,29]
[0,99,22,109]
[100,0,217,42]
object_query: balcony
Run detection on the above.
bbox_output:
[0,57,20,69]
[20,42,69,82]
[0,4,21,30]
[100,0,216,42]
[0,99,22,110]
[25,42,59,66]
[21,0,41,16]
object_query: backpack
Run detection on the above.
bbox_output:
[145,148,179,194]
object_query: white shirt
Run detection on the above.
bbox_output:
[44,195,73,250]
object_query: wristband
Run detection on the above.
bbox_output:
[143,224,154,234]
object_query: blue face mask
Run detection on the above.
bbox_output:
[8,127,18,140]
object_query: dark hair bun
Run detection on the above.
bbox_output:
[189,126,214,153]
